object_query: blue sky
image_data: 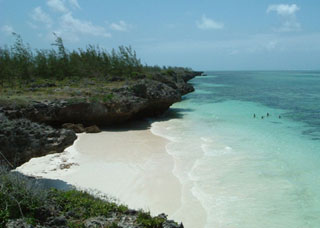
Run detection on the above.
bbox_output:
[1,0,320,70]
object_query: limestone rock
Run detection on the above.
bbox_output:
[46,216,67,227]
[0,114,77,168]
[1,71,202,127]
[6,219,45,228]
[62,123,85,133]
[84,216,109,228]
[85,125,101,133]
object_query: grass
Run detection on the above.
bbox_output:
[0,76,125,106]
[0,165,176,227]
[49,189,127,219]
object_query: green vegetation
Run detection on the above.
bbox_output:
[0,34,193,227]
[0,33,192,103]
[0,33,143,84]
[136,212,166,228]
[0,165,177,227]
[0,33,190,85]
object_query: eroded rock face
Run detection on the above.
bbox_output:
[84,125,101,133]
[0,72,202,167]
[151,72,197,95]
[181,71,203,83]
[0,114,76,168]
[1,71,203,128]
[2,78,184,126]
[0,71,202,226]
[62,123,85,133]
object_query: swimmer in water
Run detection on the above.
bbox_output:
[253,114,256,118]
[261,116,264,119]
[267,112,270,117]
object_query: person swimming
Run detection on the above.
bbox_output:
[279,115,281,119]
[261,116,264,119]
[267,112,270,117]
[253,114,256,118]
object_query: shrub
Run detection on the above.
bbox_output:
[0,166,49,226]
[0,34,193,87]
[136,211,165,228]
[0,34,144,83]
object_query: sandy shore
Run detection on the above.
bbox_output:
[16,121,206,227]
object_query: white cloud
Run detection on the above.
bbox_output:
[279,20,301,32]
[59,13,111,40]
[47,0,68,13]
[31,7,53,28]
[197,15,224,30]
[68,0,80,9]
[110,20,129,31]
[267,4,299,16]
[1,25,15,35]
[267,4,301,32]
[28,1,110,42]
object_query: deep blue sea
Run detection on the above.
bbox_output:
[151,71,320,228]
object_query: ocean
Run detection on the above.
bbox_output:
[151,71,320,228]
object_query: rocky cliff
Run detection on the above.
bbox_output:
[0,71,202,168]
[0,70,202,227]
[1,71,202,127]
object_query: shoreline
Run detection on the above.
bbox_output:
[16,120,207,228]
[150,120,207,228]
[0,38,204,227]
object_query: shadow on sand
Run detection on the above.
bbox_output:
[13,170,74,191]
[101,107,194,132]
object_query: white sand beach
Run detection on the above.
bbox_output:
[16,122,207,228]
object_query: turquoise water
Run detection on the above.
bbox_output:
[151,71,320,228]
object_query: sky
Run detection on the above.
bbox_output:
[1,0,320,70]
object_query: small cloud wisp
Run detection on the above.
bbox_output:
[197,15,224,30]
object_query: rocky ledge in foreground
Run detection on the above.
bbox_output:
[0,70,202,227]
[1,167,184,228]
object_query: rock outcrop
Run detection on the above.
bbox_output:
[2,71,202,127]
[2,168,185,228]
[6,209,184,228]
[0,70,203,227]
[0,71,202,167]
[0,114,76,168]
[181,71,203,83]
[62,123,101,133]
[2,79,180,126]
[62,123,85,133]
[84,125,101,133]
